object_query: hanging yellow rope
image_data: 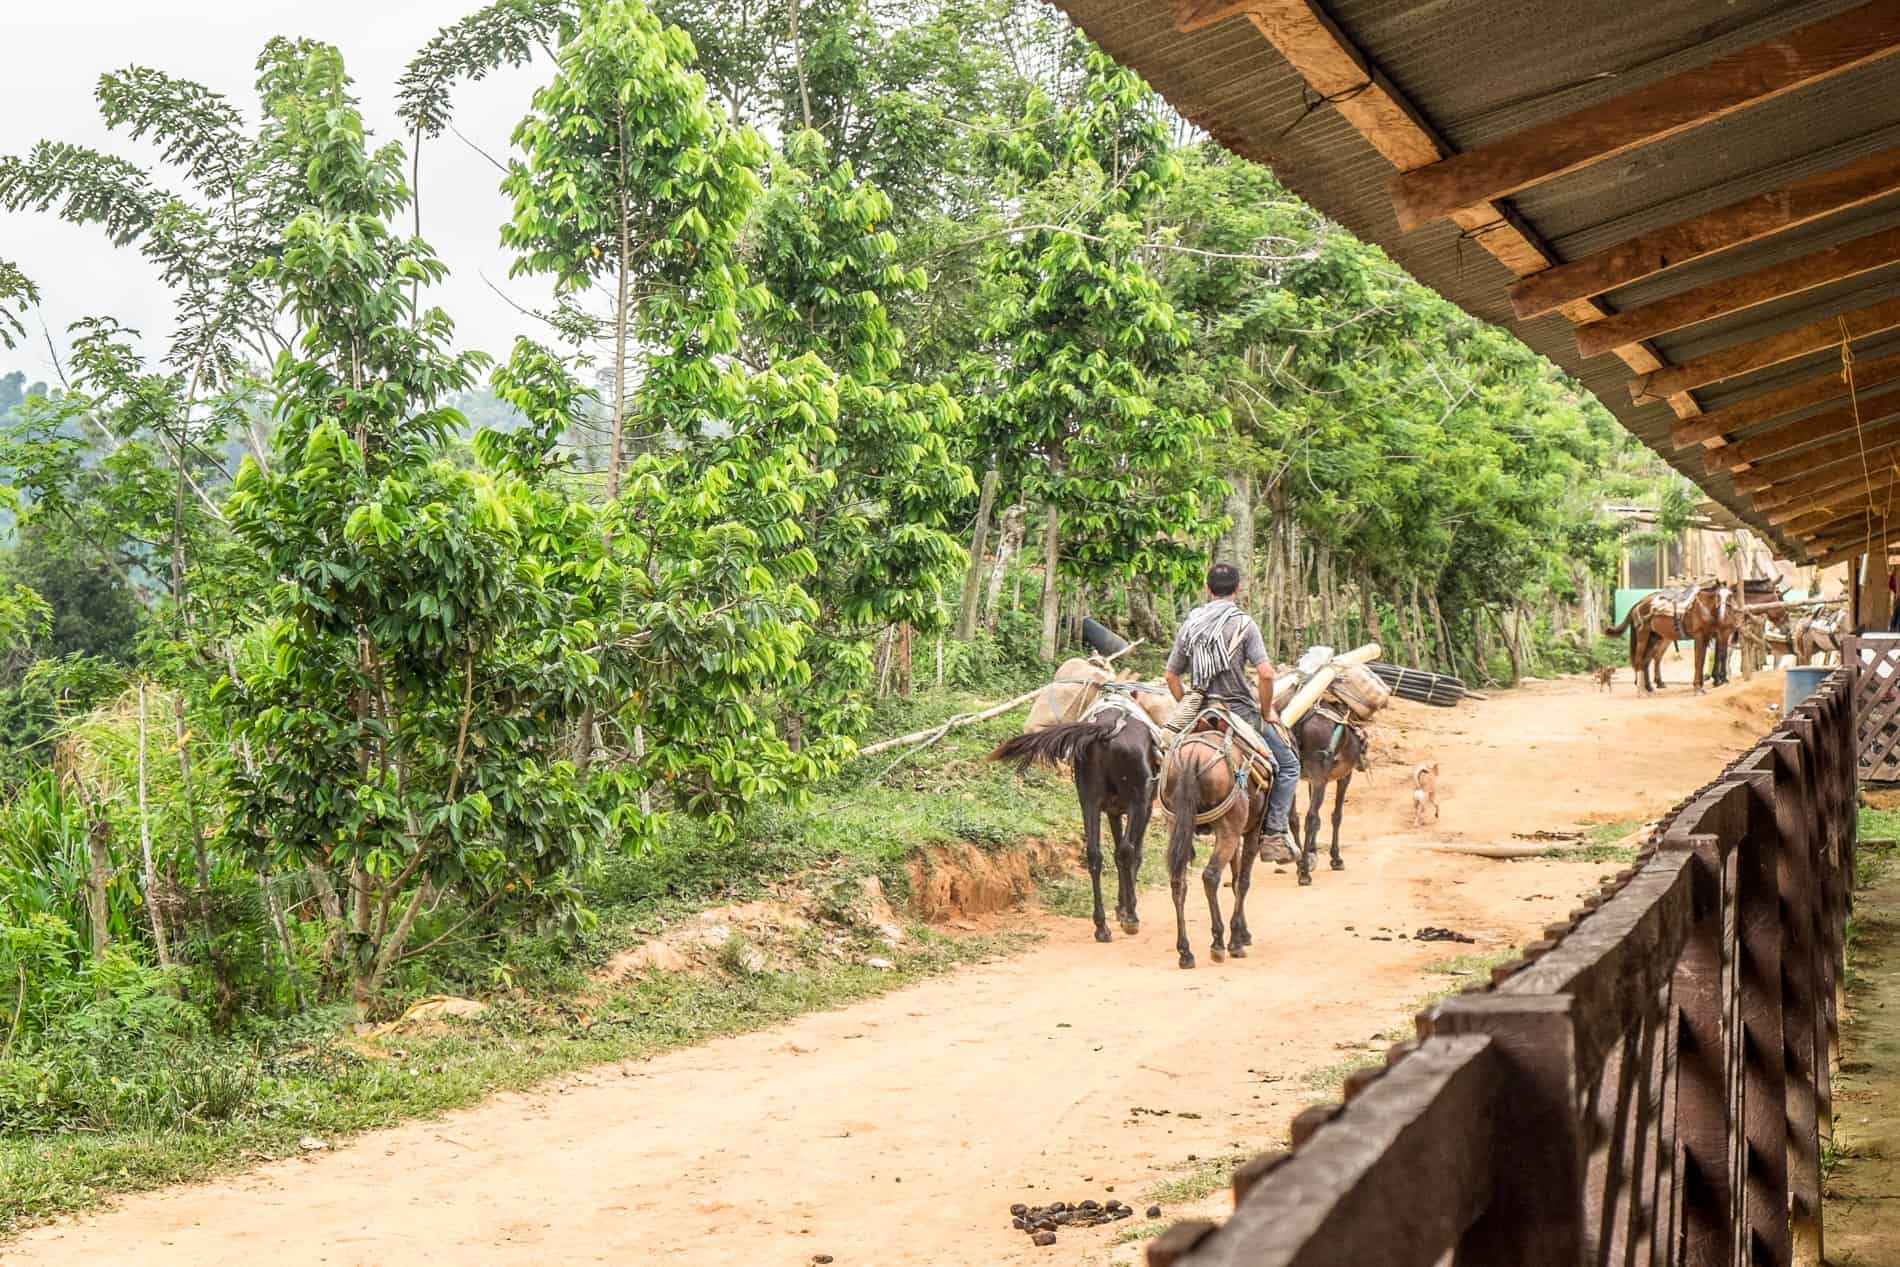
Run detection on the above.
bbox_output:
[1841,316,1877,576]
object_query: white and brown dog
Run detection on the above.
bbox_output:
[1412,762,1440,826]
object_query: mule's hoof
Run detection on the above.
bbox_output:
[1330,857,1345,871]
[1179,953,1196,969]
[1297,870,1313,887]
[1210,946,1226,963]
[1229,943,1247,959]
[1237,928,1253,947]
[1120,919,1140,935]
[1094,926,1113,944]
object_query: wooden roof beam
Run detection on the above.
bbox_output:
[1749,454,1900,511]
[1632,291,1900,402]
[1765,479,1893,524]
[1671,347,1900,448]
[1801,511,1896,547]
[1719,392,1900,475]
[1811,538,1888,569]
[1742,458,1891,506]
[1514,144,1900,321]
[1575,223,1900,359]
[1170,0,1702,420]
[1780,505,1860,535]
[1390,1,1900,232]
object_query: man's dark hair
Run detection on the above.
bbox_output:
[1206,562,1241,597]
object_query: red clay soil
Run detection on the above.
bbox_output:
[4,673,1779,1267]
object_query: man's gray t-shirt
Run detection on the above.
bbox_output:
[1167,602,1268,712]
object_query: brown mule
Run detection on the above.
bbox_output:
[1289,710,1367,878]
[1159,729,1266,970]
[1607,583,1741,694]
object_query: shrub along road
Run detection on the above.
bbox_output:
[5,674,1777,1266]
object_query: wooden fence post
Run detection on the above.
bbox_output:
[1756,736,1825,1267]
[1660,787,1746,1267]
[1422,994,1581,1266]
[1730,764,1791,1266]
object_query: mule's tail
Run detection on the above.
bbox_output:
[1166,752,1200,877]
[988,720,1106,771]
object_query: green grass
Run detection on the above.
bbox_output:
[1108,1150,1252,1246]
[1855,806,1900,891]
[0,926,1032,1236]
[781,687,1081,879]
[1541,819,1643,865]
[0,684,1083,1238]
[1148,1152,1248,1204]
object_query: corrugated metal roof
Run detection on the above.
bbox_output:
[1052,0,1900,560]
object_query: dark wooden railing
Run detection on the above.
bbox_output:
[1148,669,1858,1267]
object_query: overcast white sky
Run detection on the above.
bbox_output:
[3,1,556,384]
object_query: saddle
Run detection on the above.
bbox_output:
[1159,724,1259,831]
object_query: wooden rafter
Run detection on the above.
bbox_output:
[1574,223,1900,359]
[1811,537,1884,567]
[1672,349,1900,449]
[1632,292,1900,403]
[1763,479,1883,522]
[1513,143,1900,320]
[1781,505,1856,535]
[1389,1,1900,232]
[1718,390,1900,474]
[1745,454,1900,512]
[1739,445,1899,499]
[1801,511,1896,545]
[1802,534,1885,569]
[1166,0,1702,419]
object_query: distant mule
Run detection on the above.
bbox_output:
[1605,583,1742,695]
[1288,710,1368,880]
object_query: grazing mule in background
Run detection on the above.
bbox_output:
[1791,613,1844,666]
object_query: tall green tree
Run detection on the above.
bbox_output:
[973,48,1223,660]
[749,129,971,738]
[500,0,768,499]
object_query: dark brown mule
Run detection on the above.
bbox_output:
[1288,711,1367,880]
[990,709,1157,942]
[1160,730,1266,969]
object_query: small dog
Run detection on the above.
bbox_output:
[1592,664,1616,692]
[1412,762,1440,826]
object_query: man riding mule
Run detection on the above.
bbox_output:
[1161,563,1301,843]
[1154,563,1303,968]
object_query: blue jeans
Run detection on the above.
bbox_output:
[1224,699,1300,834]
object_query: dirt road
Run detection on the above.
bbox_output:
[5,673,1781,1267]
